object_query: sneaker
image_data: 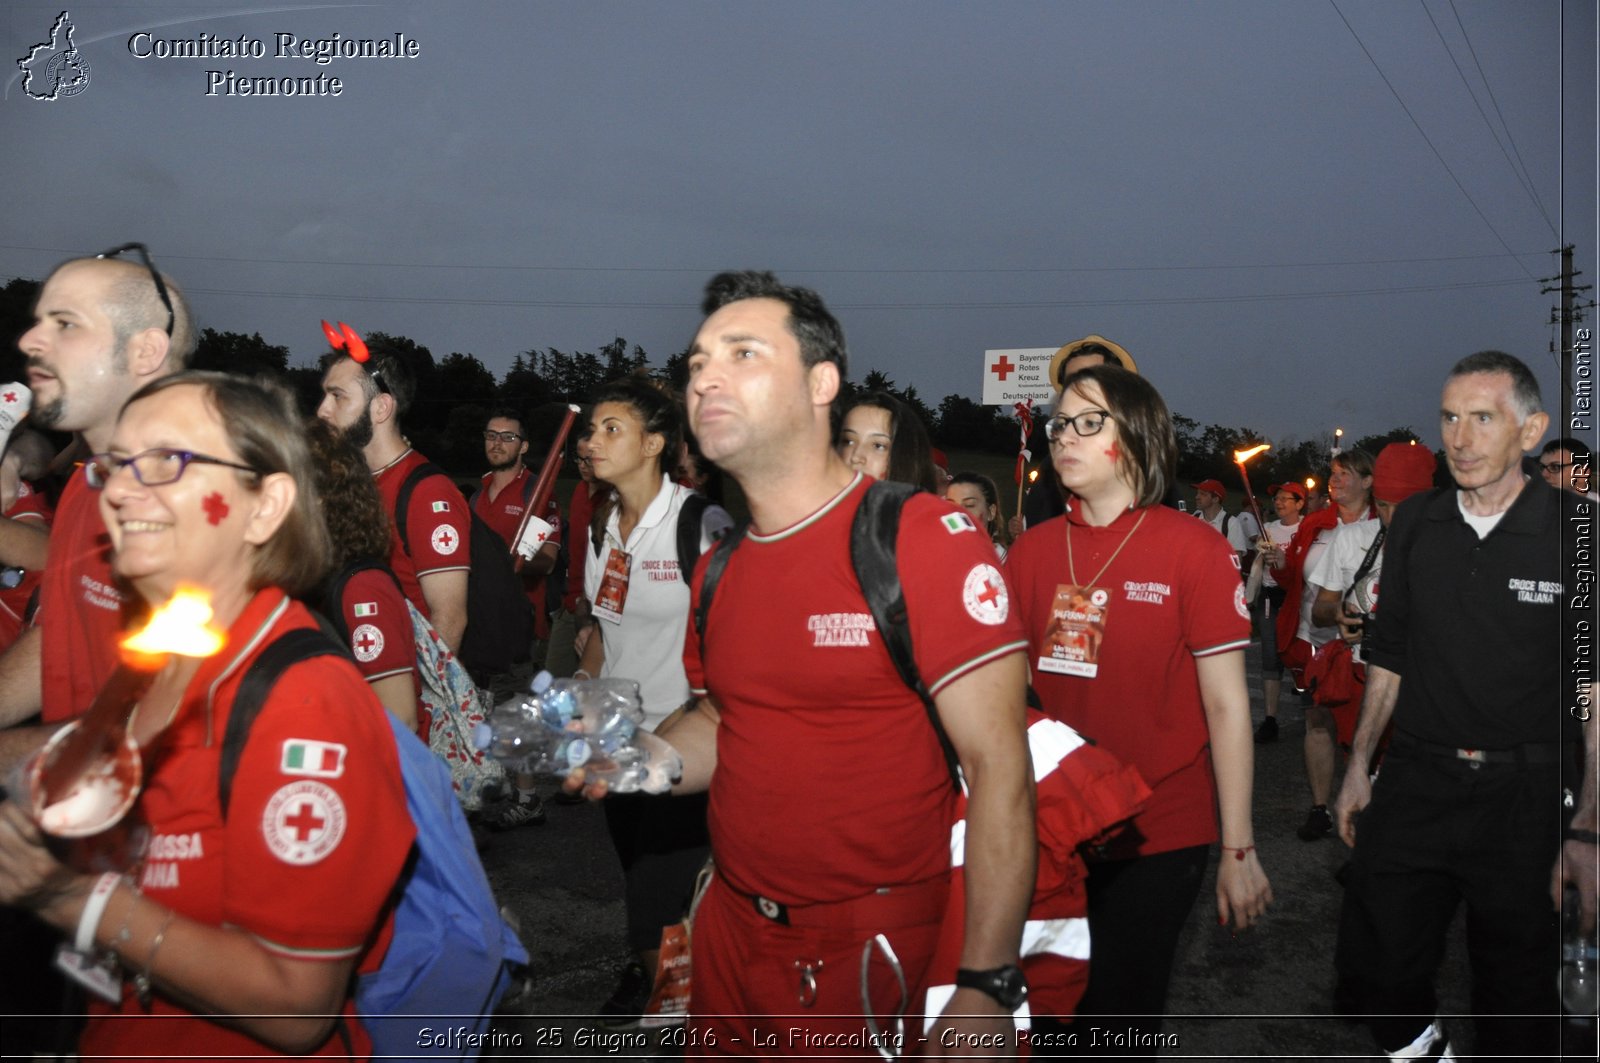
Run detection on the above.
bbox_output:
[1254,716,1279,744]
[1297,804,1333,841]
[483,793,546,831]
[597,960,652,1027]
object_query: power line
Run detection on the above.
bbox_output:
[0,242,1547,277]
[1328,0,1539,282]
[1446,0,1556,234]
[180,275,1531,313]
[1419,0,1557,238]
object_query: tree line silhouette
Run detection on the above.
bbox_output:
[1,275,1423,492]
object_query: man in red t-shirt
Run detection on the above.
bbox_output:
[470,407,559,830]
[0,249,195,776]
[574,272,1034,1056]
[316,344,471,653]
[472,408,561,650]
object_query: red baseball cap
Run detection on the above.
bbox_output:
[1191,479,1227,497]
[1372,442,1437,504]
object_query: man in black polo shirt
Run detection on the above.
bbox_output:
[1332,350,1596,1059]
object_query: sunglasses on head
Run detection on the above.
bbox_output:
[96,243,174,336]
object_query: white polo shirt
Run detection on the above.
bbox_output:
[584,475,733,728]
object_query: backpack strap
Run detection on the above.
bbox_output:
[392,461,449,558]
[590,496,611,559]
[849,480,962,792]
[217,628,348,817]
[691,520,749,648]
[321,556,393,645]
[675,492,713,579]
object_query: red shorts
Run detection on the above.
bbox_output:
[688,874,948,1058]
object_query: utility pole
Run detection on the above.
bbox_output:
[1542,244,1595,433]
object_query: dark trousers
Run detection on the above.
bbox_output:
[605,790,712,954]
[1334,748,1564,1056]
[1042,845,1208,1057]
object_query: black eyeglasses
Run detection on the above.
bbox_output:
[1045,409,1114,442]
[96,243,175,336]
[484,430,523,444]
[85,448,261,490]
[1539,461,1572,474]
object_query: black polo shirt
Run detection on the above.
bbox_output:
[1366,478,1590,749]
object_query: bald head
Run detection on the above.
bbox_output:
[49,256,196,370]
[20,255,193,449]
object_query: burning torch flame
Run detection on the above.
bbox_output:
[1305,477,1316,490]
[121,587,227,661]
[1233,443,1270,465]
[29,588,227,836]
[1028,469,1040,484]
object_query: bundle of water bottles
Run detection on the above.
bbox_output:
[473,672,681,794]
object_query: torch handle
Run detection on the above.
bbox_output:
[511,404,581,569]
[35,663,159,804]
[1235,465,1269,544]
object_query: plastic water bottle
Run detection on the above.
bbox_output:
[1561,885,1599,1017]
[474,672,678,793]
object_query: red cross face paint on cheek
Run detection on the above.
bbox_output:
[1105,444,1121,461]
[202,492,230,525]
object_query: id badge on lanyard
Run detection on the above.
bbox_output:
[593,546,633,624]
[1037,583,1111,678]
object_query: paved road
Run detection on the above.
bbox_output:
[479,641,1592,1060]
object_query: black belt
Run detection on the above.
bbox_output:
[719,872,948,929]
[1392,731,1567,767]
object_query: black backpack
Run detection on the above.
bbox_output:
[693,480,964,791]
[394,462,533,683]
[470,475,568,619]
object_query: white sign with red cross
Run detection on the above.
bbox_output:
[981,348,1056,407]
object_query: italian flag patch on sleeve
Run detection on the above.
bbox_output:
[280,739,347,779]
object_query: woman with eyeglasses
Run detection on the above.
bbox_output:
[0,372,412,1059]
[1005,364,1270,1048]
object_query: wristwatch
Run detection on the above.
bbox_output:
[955,964,1029,1010]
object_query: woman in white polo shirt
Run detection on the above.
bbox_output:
[577,373,731,1024]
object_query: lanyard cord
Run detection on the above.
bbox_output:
[1067,508,1148,587]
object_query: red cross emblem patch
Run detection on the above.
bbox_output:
[262,781,347,866]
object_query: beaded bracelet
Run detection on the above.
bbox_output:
[111,886,141,951]
[1221,844,1256,861]
[134,909,175,1009]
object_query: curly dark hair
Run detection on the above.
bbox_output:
[305,419,394,566]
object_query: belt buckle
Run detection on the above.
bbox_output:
[1455,748,1485,765]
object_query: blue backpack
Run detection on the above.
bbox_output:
[218,628,528,1059]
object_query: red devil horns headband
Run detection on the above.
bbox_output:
[319,319,370,364]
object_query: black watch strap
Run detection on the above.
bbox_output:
[955,964,1028,1009]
